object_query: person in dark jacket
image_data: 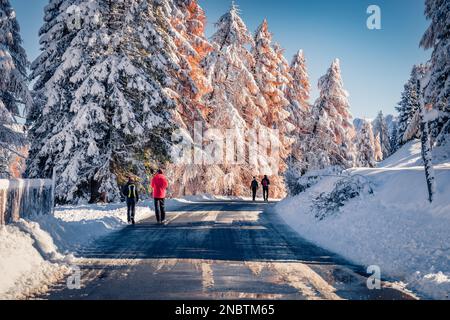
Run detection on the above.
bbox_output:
[122,177,139,225]
[151,170,169,225]
[261,175,270,202]
[250,177,259,202]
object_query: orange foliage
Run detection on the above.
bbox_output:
[171,0,212,123]
[9,146,28,178]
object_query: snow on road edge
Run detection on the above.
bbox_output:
[274,141,450,300]
[0,199,167,299]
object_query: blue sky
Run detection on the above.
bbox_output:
[11,0,431,119]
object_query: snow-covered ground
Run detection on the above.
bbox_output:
[275,140,450,300]
[0,200,160,299]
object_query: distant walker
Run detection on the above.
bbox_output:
[261,175,270,202]
[250,177,259,202]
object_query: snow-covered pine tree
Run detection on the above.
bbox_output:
[27,0,178,203]
[168,0,213,196]
[26,0,80,183]
[203,3,264,196]
[0,0,29,178]
[306,59,356,170]
[420,0,450,144]
[390,121,399,153]
[396,64,428,145]
[252,20,293,197]
[27,0,78,123]
[372,111,392,159]
[356,120,376,167]
[284,49,311,192]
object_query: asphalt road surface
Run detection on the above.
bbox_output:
[40,200,415,300]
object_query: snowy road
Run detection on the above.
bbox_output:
[40,200,414,300]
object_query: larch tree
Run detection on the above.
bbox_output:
[0,0,30,178]
[420,0,450,144]
[374,133,383,162]
[252,20,293,198]
[356,120,377,168]
[168,0,213,197]
[203,3,264,196]
[27,0,178,203]
[306,59,356,170]
[372,111,392,159]
[284,49,312,192]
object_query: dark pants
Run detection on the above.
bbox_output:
[252,189,257,201]
[154,198,166,222]
[263,187,269,201]
[127,198,136,221]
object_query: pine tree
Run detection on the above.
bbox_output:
[390,121,399,153]
[27,0,178,203]
[26,0,79,183]
[420,0,450,144]
[306,59,356,170]
[396,64,428,145]
[356,120,376,167]
[203,3,264,196]
[252,20,293,197]
[372,111,392,159]
[0,0,29,178]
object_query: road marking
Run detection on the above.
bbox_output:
[268,262,343,300]
[201,262,215,291]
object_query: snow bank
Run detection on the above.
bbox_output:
[275,141,450,300]
[43,201,154,252]
[0,200,156,299]
[0,222,70,299]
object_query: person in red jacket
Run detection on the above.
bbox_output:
[151,169,169,224]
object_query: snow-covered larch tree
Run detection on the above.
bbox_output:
[372,111,392,159]
[374,133,383,162]
[356,120,377,168]
[27,0,178,203]
[420,0,450,144]
[284,49,312,193]
[0,0,30,178]
[168,0,214,197]
[252,20,293,197]
[306,59,356,170]
[203,3,264,196]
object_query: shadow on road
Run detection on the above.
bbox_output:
[77,200,352,269]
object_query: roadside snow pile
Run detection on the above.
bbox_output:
[38,201,154,252]
[0,201,155,299]
[0,222,70,300]
[275,140,450,300]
